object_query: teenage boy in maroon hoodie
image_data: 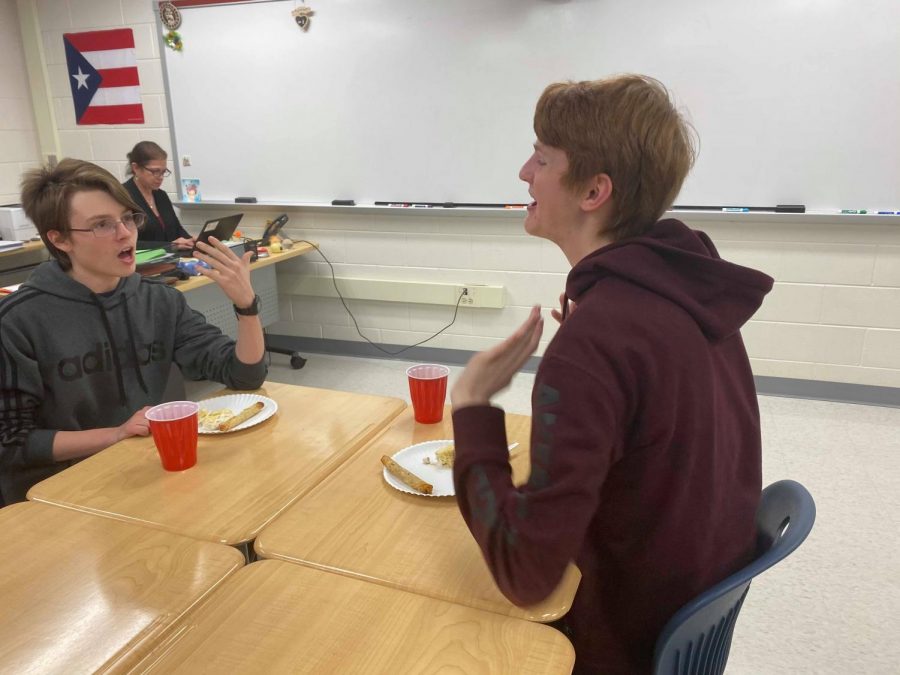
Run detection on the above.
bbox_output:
[450,75,773,674]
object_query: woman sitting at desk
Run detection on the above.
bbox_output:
[123,141,194,250]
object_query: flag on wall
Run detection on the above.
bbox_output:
[63,29,144,125]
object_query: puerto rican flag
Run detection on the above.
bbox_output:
[63,29,144,125]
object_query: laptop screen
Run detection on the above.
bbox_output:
[192,213,244,251]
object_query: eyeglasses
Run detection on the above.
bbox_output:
[69,212,147,237]
[142,166,172,178]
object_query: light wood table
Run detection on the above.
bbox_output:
[255,407,581,623]
[136,560,575,674]
[29,382,405,547]
[0,501,244,674]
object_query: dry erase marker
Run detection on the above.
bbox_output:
[876,210,897,215]
[722,207,749,212]
[840,209,867,214]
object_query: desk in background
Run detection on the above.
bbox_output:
[28,382,405,550]
[255,407,582,623]
[136,560,575,674]
[0,502,243,674]
[0,240,48,287]
[0,241,313,338]
[175,243,313,338]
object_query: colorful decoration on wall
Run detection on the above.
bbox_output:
[292,4,314,31]
[164,30,184,51]
[159,2,184,51]
[63,29,144,125]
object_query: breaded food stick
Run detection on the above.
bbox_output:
[381,455,433,494]
[218,401,265,432]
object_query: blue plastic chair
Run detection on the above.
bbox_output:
[653,479,816,675]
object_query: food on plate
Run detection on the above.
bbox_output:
[381,455,433,494]
[423,443,455,467]
[435,443,454,467]
[198,408,233,431]
[218,401,265,432]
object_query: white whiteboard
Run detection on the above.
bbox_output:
[162,0,900,211]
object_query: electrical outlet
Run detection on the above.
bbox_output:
[455,284,502,307]
[455,285,473,305]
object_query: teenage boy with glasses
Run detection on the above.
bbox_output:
[0,158,266,505]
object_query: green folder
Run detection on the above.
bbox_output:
[135,248,168,264]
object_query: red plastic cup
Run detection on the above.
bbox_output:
[407,364,450,424]
[145,401,200,471]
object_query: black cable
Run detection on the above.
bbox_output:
[289,239,465,356]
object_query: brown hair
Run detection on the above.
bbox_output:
[20,158,142,271]
[534,74,697,240]
[126,141,168,175]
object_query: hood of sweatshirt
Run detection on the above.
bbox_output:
[23,260,140,306]
[565,219,773,341]
[22,261,149,404]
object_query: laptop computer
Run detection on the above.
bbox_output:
[192,213,244,252]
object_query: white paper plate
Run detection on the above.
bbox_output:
[196,394,277,434]
[383,439,455,497]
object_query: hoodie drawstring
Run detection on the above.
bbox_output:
[122,300,149,396]
[90,294,149,406]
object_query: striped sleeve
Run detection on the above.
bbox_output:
[0,291,57,468]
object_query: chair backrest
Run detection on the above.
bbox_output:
[653,479,816,675]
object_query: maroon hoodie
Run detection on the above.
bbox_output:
[452,219,773,674]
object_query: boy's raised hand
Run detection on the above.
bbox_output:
[193,236,256,309]
[451,305,544,409]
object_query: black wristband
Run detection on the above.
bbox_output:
[233,294,260,317]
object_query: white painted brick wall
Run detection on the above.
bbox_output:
[33,0,172,184]
[0,0,41,204]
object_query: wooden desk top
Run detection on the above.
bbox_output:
[0,239,45,259]
[137,560,575,674]
[255,407,581,623]
[0,502,243,674]
[29,382,405,546]
[173,242,313,294]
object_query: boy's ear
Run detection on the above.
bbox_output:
[46,230,72,252]
[581,173,613,212]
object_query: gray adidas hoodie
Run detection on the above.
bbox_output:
[0,261,267,503]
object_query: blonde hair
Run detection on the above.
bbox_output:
[534,74,697,240]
